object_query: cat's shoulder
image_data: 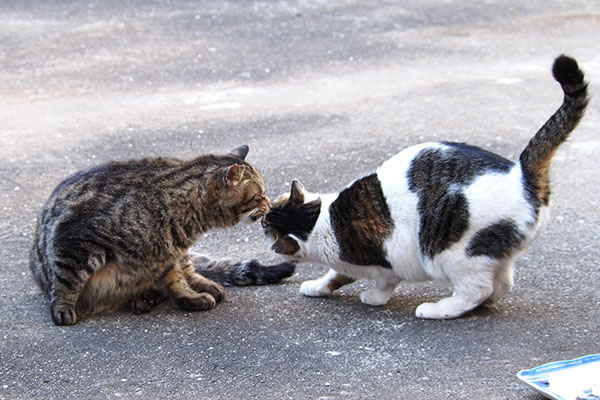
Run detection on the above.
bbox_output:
[377,142,443,177]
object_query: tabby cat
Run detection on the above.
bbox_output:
[263,55,589,319]
[30,145,294,325]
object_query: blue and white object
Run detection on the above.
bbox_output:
[517,354,600,400]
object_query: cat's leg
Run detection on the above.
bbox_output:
[488,260,514,303]
[415,268,495,319]
[49,249,106,325]
[360,276,400,307]
[162,261,217,311]
[180,254,227,303]
[130,288,167,314]
[415,285,494,319]
[300,268,355,297]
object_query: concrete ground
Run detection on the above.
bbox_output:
[1,1,599,399]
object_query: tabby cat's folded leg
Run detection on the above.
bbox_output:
[50,250,106,325]
[180,254,227,302]
[161,262,216,311]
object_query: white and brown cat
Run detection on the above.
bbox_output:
[262,55,589,319]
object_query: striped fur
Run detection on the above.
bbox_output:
[29,146,293,325]
[190,253,295,286]
[519,55,589,206]
[264,55,589,319]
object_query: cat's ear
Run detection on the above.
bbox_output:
[223,164,246,187]
[229,145,249,160]
[290,180,305,203]
[271,235,300,255]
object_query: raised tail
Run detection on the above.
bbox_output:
[519,55,589,205]
[189,253,295,286]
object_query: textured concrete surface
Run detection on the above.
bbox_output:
[1,1,599,399]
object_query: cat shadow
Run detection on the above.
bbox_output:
[66,282,504,325]
[308,288,501,320]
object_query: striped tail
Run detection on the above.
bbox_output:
[519,55,589,205]
[190,253,295,286]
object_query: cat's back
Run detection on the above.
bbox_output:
[377,141,541,264]
[49,157,182,200]
[378,141,515,189]
[37,156,186,239]
[377,141,523,233]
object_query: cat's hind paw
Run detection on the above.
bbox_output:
[176,293,216,311]
[416,289,491,319]
[360,289,392,306]
[415,301,469,319]
[300,279,332,297]
[51,302,78,326]
[415,302,444,319]
[130,289,166,314]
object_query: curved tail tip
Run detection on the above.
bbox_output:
[552,55,584,85]
[269,262,296,281]
[246,260,296,284]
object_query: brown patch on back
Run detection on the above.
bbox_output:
[329,174,394,268]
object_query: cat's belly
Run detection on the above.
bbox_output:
[388,254,430,282]
[326,223,429,282]
[328,245,428,283]
[77,261,160,312]
[384,224,430,282]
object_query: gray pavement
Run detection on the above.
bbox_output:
[1,1,599,399]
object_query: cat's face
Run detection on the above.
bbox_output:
[210,146,270,226]
[262,180,321,258]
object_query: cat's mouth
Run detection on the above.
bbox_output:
[248,209,264,222]
[260,217,274,240]
[241,203,269,224]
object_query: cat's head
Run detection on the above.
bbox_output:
[262,180,321,258]
[209,145,270,226]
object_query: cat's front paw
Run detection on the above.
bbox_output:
[193,281,227,303]
[51,302,78,326]
[300,280,332,297]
